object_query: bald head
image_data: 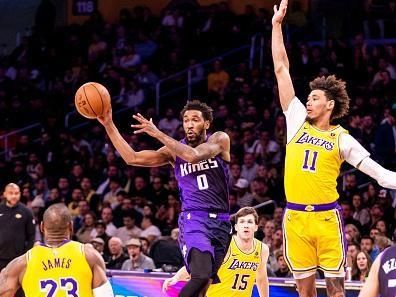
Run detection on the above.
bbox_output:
[5,183,20,191]
[4,183,21,207]
[42,203,72,234]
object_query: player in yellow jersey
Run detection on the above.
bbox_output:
[0,203,114,297]
[163,207,269,297]
[272,1,396,296]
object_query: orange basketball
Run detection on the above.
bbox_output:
[75,82,111,119]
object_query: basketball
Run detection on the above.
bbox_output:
[75,82,111,119]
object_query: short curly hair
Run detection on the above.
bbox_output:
[180,100,213,123]
[309,75,350,120]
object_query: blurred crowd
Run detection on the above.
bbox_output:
[0,0,395,280]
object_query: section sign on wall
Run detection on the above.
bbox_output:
[72,0,97,16]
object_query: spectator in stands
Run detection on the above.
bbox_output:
[234,178,254,207]
[242,129,261,157]
[375,109,396,167]
[207,59,229,95]
[228,191,240,214]
[107,237,129,270]
[347,241,361,268]
[80,177,101,215]
[263,220,275,247]
[73,199,90,233]
[139,236,150,255]
[158,108,181,138]
[114,211,142,244]
[352,193,371,227]
[374,219,389,237]
[361,235,380,261]
[125,80,145,108]
[369,203,385,227]
[75,211,96,243]
[341,200,362,229]
[229,163,242,189]
[121,238,155,271]
[341,173,359,200]
[120,44,141,70]
[103,178,123,209]
[96,165,120,196]
[345,224,361,244]
[98,206,117,237]
[155,192,180,235]
[241,153,259,183]
[274,250,292,277]
[90,237,109,263]
[140,215,162,243]
[57,177,71,203]
[352,251,372,282]
[134,64,158,91]
[68,188,83,217]
[149,228,184,271]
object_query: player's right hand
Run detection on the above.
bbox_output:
[162,277,178,292]
[272,0,288,25]
[97,108,113,126]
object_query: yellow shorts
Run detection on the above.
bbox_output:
[282,207,346,273]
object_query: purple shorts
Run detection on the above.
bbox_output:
[178,211,231,278]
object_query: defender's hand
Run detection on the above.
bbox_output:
[272,0,288,25]
[162,277,178,292]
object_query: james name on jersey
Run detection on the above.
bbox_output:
[41,257,72,271]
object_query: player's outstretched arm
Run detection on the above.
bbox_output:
[256,243,270,297]
[341,133,396,189]
[132,113,230,163]
[358,252,380,297]
[162,266,191,292]
[97,109,173,167]
[0,255,26,297]
[84,244,115,297]
[272,0,295,111]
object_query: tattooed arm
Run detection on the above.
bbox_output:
[325,277,345,297]
[0,255,26,297]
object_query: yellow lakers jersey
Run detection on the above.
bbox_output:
[206,236,262,297]
[285,122,347,204]
[22,240,93,297]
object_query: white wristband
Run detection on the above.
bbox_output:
[93,280,114,297]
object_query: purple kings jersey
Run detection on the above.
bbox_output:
[174,139,230,213]
[379,245,396,297]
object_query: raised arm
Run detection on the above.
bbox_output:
[0,255,26,297]
[132,114,230,164]
[97,110,173,167]
[256,243,270,297]
[84,244,114,297]
[272,0,295,111]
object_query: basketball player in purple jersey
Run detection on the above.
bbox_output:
[98,100,231,297]
[359,244,396,297]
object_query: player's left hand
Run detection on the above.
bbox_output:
[162,277,178,292]
[131,113,160,138]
